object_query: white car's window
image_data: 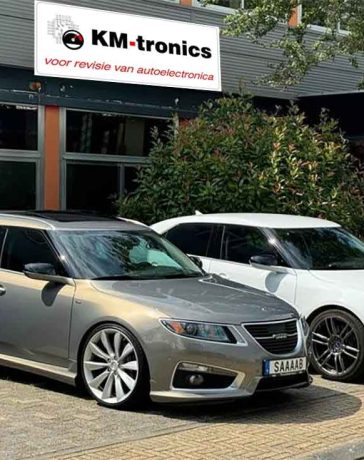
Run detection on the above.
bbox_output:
[222,225,284,265]
[165,223,216,257]
[274,227,364,270]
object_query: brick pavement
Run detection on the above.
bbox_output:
[1,365,364,460]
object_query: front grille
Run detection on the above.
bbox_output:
[244,320,298,355]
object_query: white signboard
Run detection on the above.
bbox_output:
[34,1,221,91]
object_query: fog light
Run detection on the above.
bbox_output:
[188,374,204,386]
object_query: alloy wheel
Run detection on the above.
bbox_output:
[311,314,360,378]
[83,327,139,405]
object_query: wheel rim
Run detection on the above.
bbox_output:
[83,328,139,404]
[312,315,360,377]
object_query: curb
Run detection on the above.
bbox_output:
[298,440,364,460]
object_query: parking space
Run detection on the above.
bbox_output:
[1,367,364,460]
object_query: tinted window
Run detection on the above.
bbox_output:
[0,227,6,259]
[66,163,120,213]
[274,227,364,270]
[165,223,215,257]
[2,228,62,273]
[222,225,277,264]
[0,105,37,151]
[0,161,36,210]
[66,110,169,156]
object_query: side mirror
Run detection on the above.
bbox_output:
[24,263,75,286]
[249,254,289,274]
[189,255,204,270]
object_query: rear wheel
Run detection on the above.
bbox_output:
[310,309,364,382]
[81,324,149,409]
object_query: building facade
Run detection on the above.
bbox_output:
[0,0,363,212]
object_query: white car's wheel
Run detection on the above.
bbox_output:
[81,324,149,409]
[310,309,364,382]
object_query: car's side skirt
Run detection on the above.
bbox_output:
[0,353,77,386]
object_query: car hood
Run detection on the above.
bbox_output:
[91,275,298,324]
[310,270,364,291]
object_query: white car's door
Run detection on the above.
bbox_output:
[209,224,297,305]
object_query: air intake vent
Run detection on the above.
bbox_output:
[244,320,298,355]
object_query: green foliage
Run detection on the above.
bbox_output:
[205,0,364,87]
[116,97,364,234]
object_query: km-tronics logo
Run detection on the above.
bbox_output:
[47,14,212,59]
[48,15,84,50]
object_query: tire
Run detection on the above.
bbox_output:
[80,323,149,409]
[310,309,364,382]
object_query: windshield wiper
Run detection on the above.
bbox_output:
[91,275,138,281]
[160,273,202,279]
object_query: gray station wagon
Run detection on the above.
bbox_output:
[0,211,311,409]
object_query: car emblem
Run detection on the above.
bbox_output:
[273,333,288,340]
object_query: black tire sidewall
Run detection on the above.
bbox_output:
[310,309,364,382]
[80,323,149,409]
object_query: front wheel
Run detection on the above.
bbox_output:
[310,309,364,382]
[81,324,149,409]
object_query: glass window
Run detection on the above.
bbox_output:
[66,163,120,213]
[66,110,169,156]
[0,161,36,210]
[274,227,364,270]
[124,165,141,196]
[222,225,275,264]
[0,227,6,257]
[1,228,62,274]
[55,230,203,280]
[165,223,216,257]
[0,105,37,151]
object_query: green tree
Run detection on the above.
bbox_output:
[116,97,364,234]
[206,0,364,87]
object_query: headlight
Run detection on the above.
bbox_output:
[300,316,310,336]
[161,320,235,343]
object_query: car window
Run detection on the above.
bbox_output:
[222,225,282,265]
[0,227,7,263]
[165,223,216,257]
[1,228,63,274]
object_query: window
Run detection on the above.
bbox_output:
[0,105,37,151]
[300,4,349,32]
[0,227,6,260]
[165,223,219,257]
[63,109,169,213]
[222,225,277,264]
[66,111,169,156]
[193,0,257,12]
[0,103,40,210]
[66,163,120,213]
[1,228,62,274]
[0,161,37,210]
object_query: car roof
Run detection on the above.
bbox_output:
[0,211,148,231]
[152,213,340,230]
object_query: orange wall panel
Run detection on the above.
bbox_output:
[180,0,192,5]
[44,106,61,210]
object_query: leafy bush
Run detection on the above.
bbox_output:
[116,97,364,235]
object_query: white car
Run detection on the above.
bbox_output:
[152,213,364,382]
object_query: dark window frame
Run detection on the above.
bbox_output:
[0,227,70,276]
[61,108,169,210]
[220,224,290,267]
[164,223,222,258]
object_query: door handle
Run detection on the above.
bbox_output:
[0,286,6,296]
[219,273,228,278]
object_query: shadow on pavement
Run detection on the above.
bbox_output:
[0,366,361,425]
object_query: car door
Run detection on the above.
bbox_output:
[0,227,75,368]
[164,223,222,272]
[209,224,297,305]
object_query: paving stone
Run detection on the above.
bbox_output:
[1,366,364,460]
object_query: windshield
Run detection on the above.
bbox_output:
[273,227,364,270]
[54,230,203,280]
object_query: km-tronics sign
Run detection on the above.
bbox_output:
[35,1,221,91]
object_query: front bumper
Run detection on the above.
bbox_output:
[145,321,311,403]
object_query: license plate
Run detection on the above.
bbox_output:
[263,357,307,376]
